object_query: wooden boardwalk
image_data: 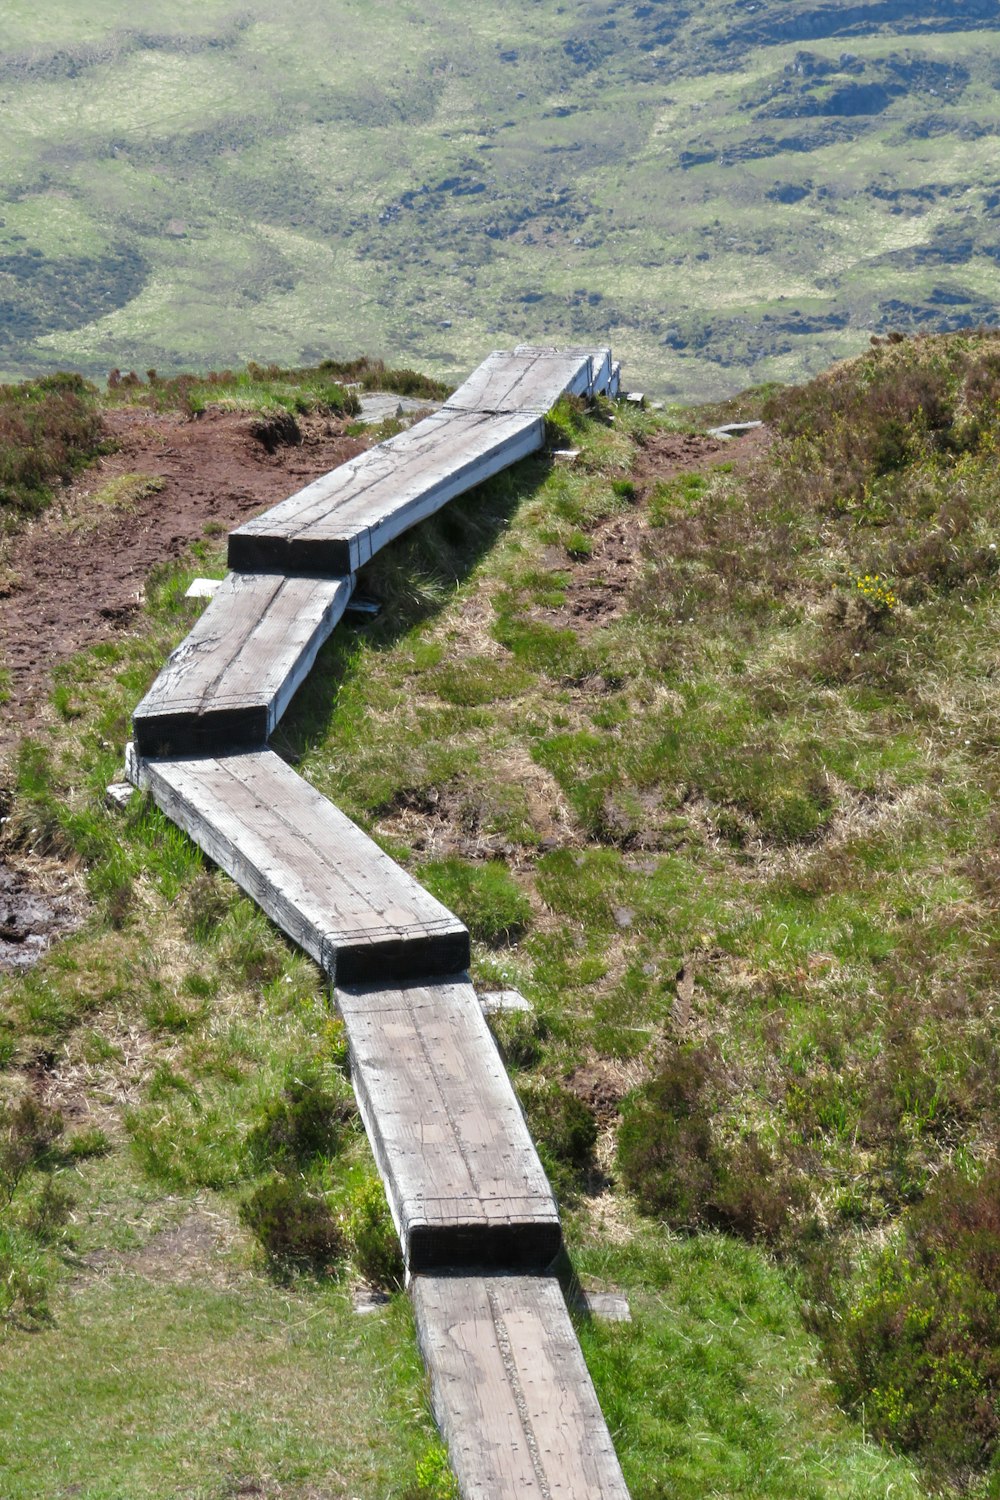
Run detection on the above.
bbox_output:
[127,346,630,1498]
[127,747,469,984]
[338,977,560,1272]
[412,1274,630,1499]
[133,572,353,756]
[444,346,611,414]
[228,409,543,574]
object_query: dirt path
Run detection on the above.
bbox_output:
[0,404,367,763]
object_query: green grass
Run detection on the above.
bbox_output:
[0,1272,434,1499]
[571,1229,925,1500]
[2,4,1000,397]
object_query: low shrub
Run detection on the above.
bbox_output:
[243,1061,356,1174]
[0,372,103,528]
[239,1173,346,1273]
[487,1008,550,1070]
[521,1080,597,1169]
[617,1045,793,1244]
[248,408,301,453]
[344,1174,403,1288]
[828,1161,1000,1477]
[0,1095,74,1326]
[520,1080,598,1200]
[1,1095,64,1205]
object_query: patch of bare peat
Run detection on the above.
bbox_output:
[0,859,82,972]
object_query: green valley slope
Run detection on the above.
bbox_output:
[2,0,1000,397]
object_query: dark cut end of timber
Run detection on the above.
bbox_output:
[133,704,269,759]
[227,530,354,575]
[322,929,471,987]
[407,1220,562,1274]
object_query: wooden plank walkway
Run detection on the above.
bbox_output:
[127,345,629,1498]
[412,1274,631,1499]
[228,409,543,574]
[126,748,469,984]
[337,976,560,1272]
[444,346,611,414]
[132,572,353,756]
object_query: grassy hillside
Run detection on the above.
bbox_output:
[3,332,1000,1496]
[2,1,1000,397]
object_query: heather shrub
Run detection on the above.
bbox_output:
[248,408,301,453]
[488,1008,550,1070]
[0,1095,74,1325]
[520,1080,598,1199]
[0,372,103,526]
[617,1047,718,1228]
[828,1161,1000,1477]
[243,1059,356,1174]
[1,1095,64,1205]
[759,333,1000,535]
[239,1173,346,1273]
[617,1045,793,1244]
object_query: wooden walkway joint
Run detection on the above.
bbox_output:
[338,976,560,1272]
[133,572,353,757]
[126,747,469,985]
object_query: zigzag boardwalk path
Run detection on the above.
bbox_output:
[127,346,630,1498]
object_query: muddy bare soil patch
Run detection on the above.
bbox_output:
[0,858,82,972]
[0,404,367,756]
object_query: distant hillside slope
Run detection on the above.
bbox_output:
[2,0,1000,397]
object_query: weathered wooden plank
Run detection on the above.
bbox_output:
[228,409,542,574]
[126,748,469,983]
[337,977,560,1272]
[445,348,597,415]
[586,347,614,396]
[513,346,614,399]
[412,1274,631,1499]
[132,572,353,756]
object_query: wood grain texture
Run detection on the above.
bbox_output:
[412,1274,631,1499]
[444,347,600,414]
[133,572,353,756]
[127,748,469,983]
[337,977,560,1272]
[228,409,542,574]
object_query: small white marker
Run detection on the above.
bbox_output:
[186,577,221,599]
[479,989,534,1015]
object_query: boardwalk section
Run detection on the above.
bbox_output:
[127,345,629,1498]
[444,346,612,414]
[412,1274,631,1500]
[228,409,543,575]
[132,572,353,757]
[126,747,469,984]
[338,977,560,1272]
